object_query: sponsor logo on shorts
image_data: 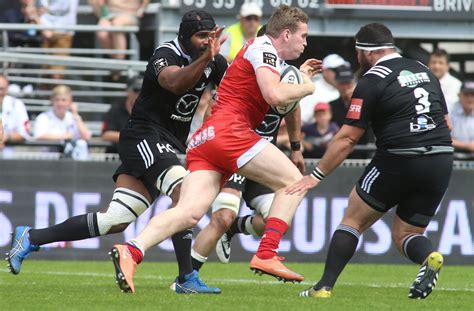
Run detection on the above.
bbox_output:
[227,173,246,185]
[346,98,363,119]
[397,70,431,88]
[263,52,277,67]
[187,126,215,150]
[156,143,175,154]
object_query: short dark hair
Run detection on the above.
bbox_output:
[429,48,450,62]
[355,23,395,46]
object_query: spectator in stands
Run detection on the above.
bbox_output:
[38,0,79,80]
[330,65,374,157]
[34,85,91,159]
[330,64,356,126]
[221,2,262,63]
[0,0,41,47]
[301,102,339,158]
[90,0,150,81]
[0,75,31,151]
[101,76,142,153]
[450,80,474,154]
[428,48,462,112]
[300,54,348,125]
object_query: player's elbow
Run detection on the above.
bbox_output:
[262,90,284,107]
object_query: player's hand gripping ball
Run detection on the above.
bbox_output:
[272,65,302,114]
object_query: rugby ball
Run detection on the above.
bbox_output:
[272,65,303,115]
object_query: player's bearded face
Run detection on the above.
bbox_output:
[357,49,371,72]
[189,31,212,59]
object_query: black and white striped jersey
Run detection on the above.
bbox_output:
[345,53,452,150]
[130,37,228,151]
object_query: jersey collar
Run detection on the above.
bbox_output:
[375,52,402,65]
[173,37,192,63]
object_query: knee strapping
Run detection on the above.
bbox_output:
[211,192,241,214]
[156,165,187,196]
[97,188,150,235]
[249,193,274,219]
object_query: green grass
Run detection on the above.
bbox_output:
[0,261,473,311]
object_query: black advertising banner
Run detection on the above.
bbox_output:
[180,0,474,20]
[0,159,473,264]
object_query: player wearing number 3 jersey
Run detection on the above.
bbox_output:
[289,23,453,300]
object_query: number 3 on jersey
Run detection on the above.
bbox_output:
[414,87,431,114]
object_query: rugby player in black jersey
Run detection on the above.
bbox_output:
[289,23,453,300]
[7,9,228,294]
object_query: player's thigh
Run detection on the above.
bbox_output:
[115,174,152,203]
[342,187,384,233]
[117,125,186,201]
[176,170,222,221]
[238,142,302,192]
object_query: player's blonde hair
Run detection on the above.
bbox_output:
[51,85,72,98]
[266,5,308,38]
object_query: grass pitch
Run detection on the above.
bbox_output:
[0,260,472,311]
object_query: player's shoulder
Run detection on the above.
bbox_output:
[250,35,275,50]
[153,39,183,58]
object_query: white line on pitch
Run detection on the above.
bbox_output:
[3,270,473,293]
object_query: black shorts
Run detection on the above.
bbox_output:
[224,173,273,209]
[356,152,453,227]
[113,124,184,201]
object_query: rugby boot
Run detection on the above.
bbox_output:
[6,226,40,275]
[250,255,304,283]
[408,251,443,299]
[110,244,137,293]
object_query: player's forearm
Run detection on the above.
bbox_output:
[284,107,302,145]
[164,54,212,94]
[311,133,357,179]
[271,82,314,107]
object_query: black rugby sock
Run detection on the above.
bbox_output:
[192,257,204,271]
[171,229,194,282]
[314,225,360,290]
[228,215,252,237]
[402,234,434,265]
[29,213,99,246]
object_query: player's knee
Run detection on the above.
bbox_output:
[183,212,201,228]
[156,165,187,197]
[96,188,150,235]
[211,209,236,233]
